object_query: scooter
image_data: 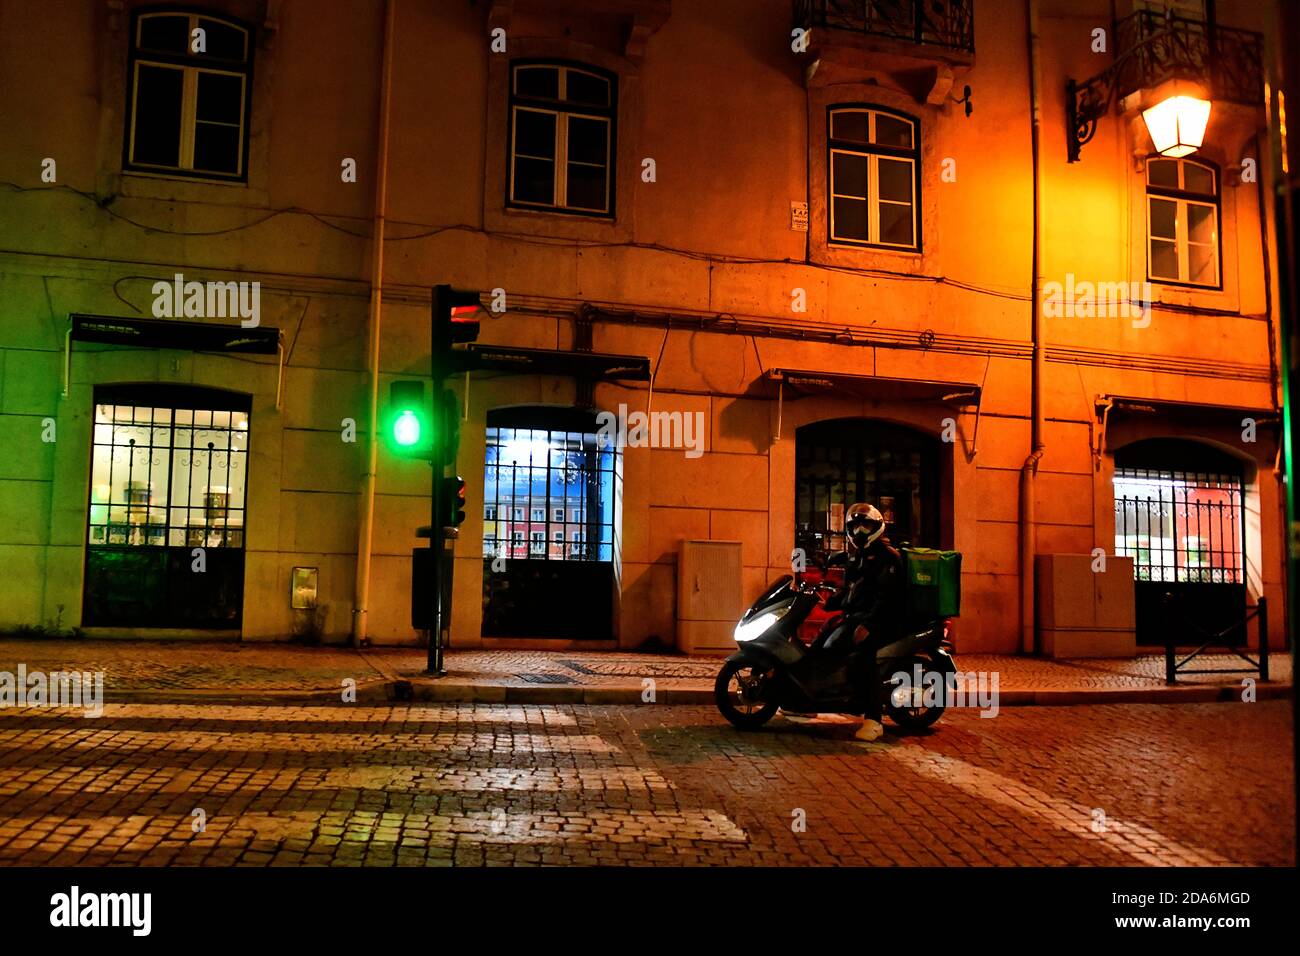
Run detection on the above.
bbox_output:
[714,575,957,732]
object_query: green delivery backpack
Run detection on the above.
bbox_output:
[900,547,962,624]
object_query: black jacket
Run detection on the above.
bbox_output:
[827,540,905,640]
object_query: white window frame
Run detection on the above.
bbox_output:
[508,64,613,215]
[484,504,498,521]
[828,108,918,251]
[127,12,250,179]
[530,506,545,521]
[1146,157,1220,287]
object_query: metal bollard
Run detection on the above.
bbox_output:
[1258,597,1269,682]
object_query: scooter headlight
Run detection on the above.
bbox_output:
[734,605,789,643]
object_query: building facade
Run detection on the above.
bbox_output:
[0,0,1289,653]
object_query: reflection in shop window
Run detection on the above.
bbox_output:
[483,425,618,561]
[88,403,248,549]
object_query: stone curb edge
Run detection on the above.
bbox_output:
[91,680,1293,707]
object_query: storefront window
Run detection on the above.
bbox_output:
[88,403,248,548]
[1113,467,1243,583]
[483,425,616,562]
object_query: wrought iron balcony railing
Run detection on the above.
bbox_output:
[794,0,974,54]
[1113,9,1264,106]
[1067,9,1265,161]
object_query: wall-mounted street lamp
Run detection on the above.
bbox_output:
[1140,93,1211,157]
[1065,9,1247,163]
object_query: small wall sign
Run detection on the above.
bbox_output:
[790,201,809,232]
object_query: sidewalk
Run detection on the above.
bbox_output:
[0,637,1289,706]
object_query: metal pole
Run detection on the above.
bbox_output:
[1258,597,1269,682]
[428,285,447,676]
[1267,0,1299,868]
[1165,593,1176,684]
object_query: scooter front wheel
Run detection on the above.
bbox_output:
[715,659,778,731]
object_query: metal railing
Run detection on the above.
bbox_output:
[1113,468,1245,584]
[794,0,975,53]
[1163,594,1270,685]
[1113,9,1265,106]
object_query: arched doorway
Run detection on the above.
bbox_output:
[481,405,621,639]
[1113,438,1248,644]
[794,418,942,559]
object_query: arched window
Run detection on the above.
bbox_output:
[125,9,252,180]
[1146,156,1220,287]
[508,61,616,216]
[828,106,920,250]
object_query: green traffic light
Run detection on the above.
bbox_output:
[393,409,421,446]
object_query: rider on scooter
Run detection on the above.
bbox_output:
[822,502,906,742]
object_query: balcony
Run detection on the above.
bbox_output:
[1066,8,1265,162]
[1112,10,1264,108]
[794,0,974,98]
[796,0,973,53]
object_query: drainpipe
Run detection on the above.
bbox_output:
[352,0,396,647]
[1021,0,1046,654]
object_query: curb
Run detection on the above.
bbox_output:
[87,679,1292,707]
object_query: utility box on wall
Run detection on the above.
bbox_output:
[1036,553,1137,658]
[677,540,743,655]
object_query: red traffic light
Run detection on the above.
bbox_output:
[435,285,483,348]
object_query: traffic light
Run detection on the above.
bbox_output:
[385,379,432,458]
[441,475,466,527]
[433,285,484,357]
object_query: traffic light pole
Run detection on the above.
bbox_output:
[426,284,480,676]
[428,286,450,676]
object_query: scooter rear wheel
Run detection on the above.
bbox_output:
[715,660,778,730]
[884,654,948,730]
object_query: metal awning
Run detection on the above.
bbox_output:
[1096,394,1277,422]
[70,314,281,353]
[453,344,650,380]
[763,367,981,405]
[1094,393,1281,469]
[66,314,284,407]
[758,368,983,451]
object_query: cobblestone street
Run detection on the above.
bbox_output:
[0,700,1292,866]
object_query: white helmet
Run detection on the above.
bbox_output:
[845,502,885,554]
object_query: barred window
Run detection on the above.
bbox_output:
[1113,467,1243,583]
[829,106,919,250]
[483,424,618,562]
[126,10,252,180]
[509,62,615,215]
[88,401,248,549]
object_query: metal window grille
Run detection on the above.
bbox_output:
[1113,467,1244,584]
[483,425,618,562]
[794,420,939,556]
[88,402,248,549]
